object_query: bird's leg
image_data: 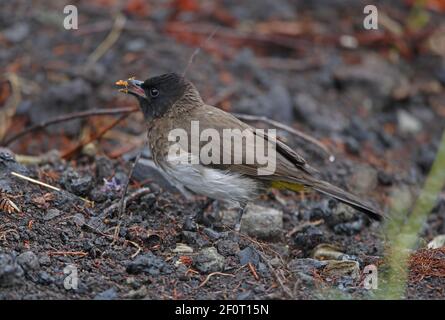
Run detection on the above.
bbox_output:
[234,204,247,232]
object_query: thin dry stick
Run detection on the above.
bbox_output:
[11,172,60,192]
[2,106,331,160]
[258,251,294,299]
[86,12,126,66]
[48,251,88,257]
[248,262,260,281]
[113,144,147,242]
[182,26,220,77]
[103,187,151,217]
[2,107,136,146]
[233,113,334,160]
[10,172,94,206]
[198,272,235,288]
[83,222,143,258]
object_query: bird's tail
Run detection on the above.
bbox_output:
[308,179,383,221]
[272,178,383,221]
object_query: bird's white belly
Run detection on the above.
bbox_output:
[161,156,259,207]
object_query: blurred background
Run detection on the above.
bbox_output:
[0,0,445,299]
[1,0,444,162]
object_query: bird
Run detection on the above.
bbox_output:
[117,73,382,230]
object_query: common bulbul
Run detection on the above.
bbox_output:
[117,73,382,229]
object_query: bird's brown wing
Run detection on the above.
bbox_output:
[178,104,315,182]
[177,105,383,220]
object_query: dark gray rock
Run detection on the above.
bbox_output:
[182,231,200,246]
[0,253,24,287]
[73,213,85,227]
[377,170,393,186]
[17,251,40,272]
[126,253,171,276]
[38,254,51,266]
[3,22,30,43]
[343,117,372,142]
[417,144,436,174]
[288,258,327,286]
[182,216,197,232]
[237,290,253,300]
[238,246,260,267]
[240,204,283,240]
[203,228,222,240]
[37,271,54,285]
[293,225,324,252]
[217,240,240,256]
[324,202,365,235]
[332,220,365,236]
[0,150,29,181]
[60,169,93,196]
[345,137,360,155]
[44,209,61,221]
[194,247,225,273]
[94,288,118,300]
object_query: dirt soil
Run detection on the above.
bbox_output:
[0,0,445,299]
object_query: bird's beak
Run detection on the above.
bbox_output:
[116,78,146,98]
[127,79,146,98]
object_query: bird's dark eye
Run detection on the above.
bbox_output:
[150,88,159,98]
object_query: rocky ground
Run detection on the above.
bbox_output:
[0,0,445,299]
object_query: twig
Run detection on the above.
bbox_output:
[48,251,88,257]
[235,232,292,298]
[83,223,143,259]
[86,12,126,67]
[248,262,260,281]
[198,272,235,288]
[10,171,94,207]
[103,187,152,217]
[233,113,334,161]
[3,103,331,162]
[286,219,323,237]
[2,107,136,146]
[62,113,130,159]
[2,105,331,163]
[129,240,142,259]
[182,26,220,77]
[113,145,147,242]
[258,251,294,299]
[11,172,62,192]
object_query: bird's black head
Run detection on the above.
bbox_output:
[118,73,196,119]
